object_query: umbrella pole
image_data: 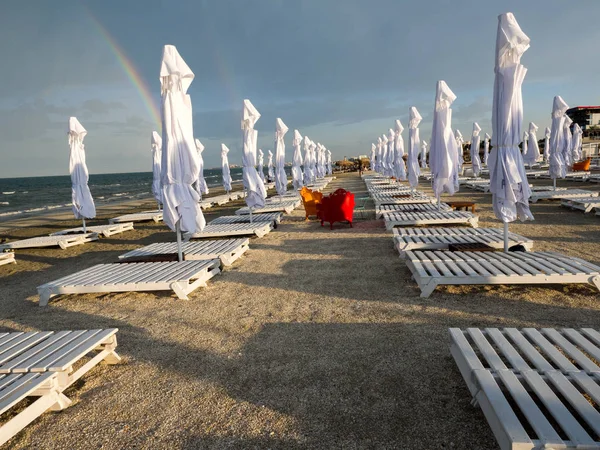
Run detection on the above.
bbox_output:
[503,222,509,252]
[82,218,86,233]
[176,221,183,262]
[249,209,253,224]
[437,196,441,211]
[553,178,556,191]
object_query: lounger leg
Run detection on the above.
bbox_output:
[591,275,600,292]
[170,282,189,300]
[419,280,438,298]
[38,289,53,307]
[49,392,72,411]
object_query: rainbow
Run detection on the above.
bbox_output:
[86,12,161,130]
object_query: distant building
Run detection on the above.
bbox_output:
[566,106,600,131]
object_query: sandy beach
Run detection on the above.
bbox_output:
[1,172,599,449]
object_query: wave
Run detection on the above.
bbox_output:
[112,192,128,197]
[22,191,28,194]
[0,202,9,205]
[2,192,15,195]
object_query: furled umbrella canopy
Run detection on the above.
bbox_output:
[309,141,318,181]
[257,149,265,183]
[267,149,275,181]
[242,99,267,208]
[525,122,540,166]
[292,130,304,189]
[420,140,428,169]
[483,133,491,166]
[387,129,395,176]
[376,137,383,174]
[562,115,573,169]
[151,131,163,207]
[522,131,528,161]
[488,12,533,252]
[543,126,551,163]
[381,134,389,177]
[68,117,96,223]
[303,138,313,184]
[195,138,209,198]
[430,80,459,201]
[572,123,583,162]
[455,129,464,173]
[549,96,568,182]
[221,144,232,192]
[159,45,205,244]
[471,122,482,176]
[326,149,332,175]
[394,120,407,180]
[407,107,422,189]
[275,118,289,195]
[370,143,376,172]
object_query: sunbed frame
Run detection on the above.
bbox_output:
[51,222,134,238]
[376,203,452,219]
[561,197,600,213]
[188,222,273,239]
[0,253,15,267]
[382,210,478,230]
[530,189,599,203]
[0,234,98,251]
[109,211,163,224]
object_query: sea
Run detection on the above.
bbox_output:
[0,167,289,219]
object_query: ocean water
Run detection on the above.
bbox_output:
[0,167,287,218]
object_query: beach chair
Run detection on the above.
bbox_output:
[206,194,231,206]
[392,227,532,256]
[525,169,549,178]
[119,238,249,266]
[51,222,134,238]
[0,328,121,445]
[565,171,591,181]
[560,197,600,213]
[109,210,163,224]
[37,260,220,306]
[235,199,299,215]
[376,203,452,219]
[449,327,600,450]
[464,180,491,192]
[187,222,273,239]
[382,210,478,230]
[530,189,599,203]
[210,212,282,227]
[405,250,600,297]
[0,234,98,251]
[300,187,323,220]
[529,185,567,192]
[0,253,15,266]
[199,200,213,210]
[371,191,435,206]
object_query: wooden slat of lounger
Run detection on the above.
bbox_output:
[119,239,248,264]
[522,329,579,372]
[210,212,282,225]
[466,328,508,371]
[581,329,600,347]
[0,235,96,250]
[190,222,272,238]
[0,333,54,365]
[0,372,56,415]
[109,211,162,224]
[542,329,600,373]
[562,329,600,363]
[554,371,600,437]
[43,329,116,372]
[503,328,556,373]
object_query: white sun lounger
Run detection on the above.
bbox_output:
[449,327,600,450]
[371,192,434,206]
[0,253,15,266]
[37,260,220,306]
[0,328,120,445]
[199,200,213,210]
[188,222,273,239]
[376,203,452,219]
[210,212,282,227]
[51,222,134,238]
[235,200,299,215]
[392,227,533,256]
[119,238,249,266]
[206,194,232,205]
[529,185,567,192]
[560,197,600,213]
[109,211,163,224]
[588,174,600,183]
[464,180,491,192]
[530,189,599,203]
[383,210,478,230]
[406,250,600,297]
[0,372,68,446]
[565,171,591,181]
[0,234,98,251]
[525,169,548,178]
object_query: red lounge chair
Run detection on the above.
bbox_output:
[319,189,355,229]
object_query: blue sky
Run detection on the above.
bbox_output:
[1,0,599,177]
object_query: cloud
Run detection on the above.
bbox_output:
[81,99,126,115]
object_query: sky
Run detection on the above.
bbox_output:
[1,0,600,178]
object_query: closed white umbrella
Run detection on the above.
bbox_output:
[242,99,267,209]
[315,143,322,179]
[151,130,162,209]
[522,131,528,162]
[68,117,96,232]
[370,143,376,171]
[387,129,395,176]
[267,149,275,181]
[394,120,407,180]
[420,140,428,169]
[562,115,573,169]
[455,129,464,174]
[195,138,209,199]
[525,122,540,166]
[407,107,422,189]
[257,149,265,183]
[304,138,312,184]
[381,134,389,176]
[572,123,583,162]
[377,137,383,174]
[543,126,551,163]
[327,149,332,175]
[483,133,490,166]
[275,118,288,196]
[292,130,303,189]
[488,12,533,252]
[159,45,205,261]
[549,96,568,187]
[470,123,482,176]
[221,144,232,193]
[309,141,317,181]
[430,80,459,204]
